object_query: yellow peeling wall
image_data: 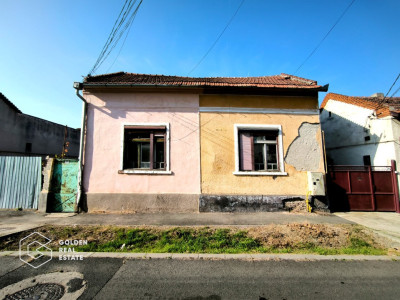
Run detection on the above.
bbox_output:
[199,94,325,195]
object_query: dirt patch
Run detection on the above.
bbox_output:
[284,201,308,213]
[246,223,383,249]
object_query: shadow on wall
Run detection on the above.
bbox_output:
[320,110,389,212]
[326,177,350,212]
[320,110,381,165]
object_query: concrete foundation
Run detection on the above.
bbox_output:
[83,193,199,213]
[199,195,305,212]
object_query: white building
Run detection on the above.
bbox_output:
[320,92,400,167]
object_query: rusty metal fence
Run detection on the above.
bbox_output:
[0,156,42,209]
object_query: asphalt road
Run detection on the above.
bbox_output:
[1,256,400,300]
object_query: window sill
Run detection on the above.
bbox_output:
[233,171,288,176]
[118,170,172,175]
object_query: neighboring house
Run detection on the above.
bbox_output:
[77,72,328,213]
[320,92,400,167]
[0,92,80,157]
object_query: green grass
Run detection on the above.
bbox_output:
[73,227,387,255]
[75,228,263,254]
[0,225,389,255]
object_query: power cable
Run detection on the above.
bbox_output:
[92,0,140,75]
[187,0,246,76]
[102,0,143,73]
[375,73,400,110]
[294,0,356,75]
[390,85,400,98]
[89,0,130,75]
[89,0,133,75]
[106,3,139,73]
[88,0,143,75]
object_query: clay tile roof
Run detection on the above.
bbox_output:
[0,92,22,113]
[320,92,400,118]
[83,72,322,89]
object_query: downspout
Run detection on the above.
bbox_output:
[73,82,87,213]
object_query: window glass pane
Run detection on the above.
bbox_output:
[124,130,151,169]
[254,143,265,171]
[267,144,278,170]
[140,143,150,168]
[154,139,165,169]
[254,132,277,143]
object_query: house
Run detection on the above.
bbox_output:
[75,72,328,213]
[320,92,400,213]
[320,92,400,167]
[0,92,80,157]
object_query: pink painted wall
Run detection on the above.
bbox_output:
[83,92,200,194]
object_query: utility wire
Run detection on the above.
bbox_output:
[294,0,356,75]
[187,0,246,76]
[89,0,130,75]
[92,0,141,74]
[390,85,400,97]
[102,0,143,73]
[106,4,138,73]
[88,0,143,75]
[375,73,400,111]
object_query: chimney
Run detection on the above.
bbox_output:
[370,93,384,98]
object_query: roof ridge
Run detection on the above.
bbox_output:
[326,92,400,101]
[0,92,22,113]
[86,71,126,79]
[124,73,282,80]
[280,73,317,85]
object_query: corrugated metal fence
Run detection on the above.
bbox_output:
[0,156,42,209]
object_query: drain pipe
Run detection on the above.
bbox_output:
[73,82,87,213]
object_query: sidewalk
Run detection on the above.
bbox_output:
[2,250,400,261]
[2,210,400,247]
[0,210,354,238]
[335,212,400,247]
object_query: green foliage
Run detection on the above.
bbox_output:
[75,227,262,254]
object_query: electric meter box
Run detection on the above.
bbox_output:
[307,172,325,196]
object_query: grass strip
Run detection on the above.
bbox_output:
[0,225,390,255]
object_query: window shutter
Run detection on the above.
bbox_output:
[240,132,254,171]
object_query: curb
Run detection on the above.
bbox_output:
[2,251,400,261]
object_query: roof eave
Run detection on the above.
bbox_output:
[81,82,325,92]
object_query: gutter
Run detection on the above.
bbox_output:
[73,82,87,213]
[319,84,329,92]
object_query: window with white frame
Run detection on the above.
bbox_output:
[234,124,286,175]
[121,124,170,173]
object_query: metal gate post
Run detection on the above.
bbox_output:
[367,165,376,211]
[391,160,400,213]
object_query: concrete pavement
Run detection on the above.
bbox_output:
[335,212,400,247]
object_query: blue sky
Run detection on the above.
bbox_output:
[1,0,399,128]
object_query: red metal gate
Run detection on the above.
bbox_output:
[327,160,400,212]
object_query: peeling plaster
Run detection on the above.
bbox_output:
[285,122,321,171]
